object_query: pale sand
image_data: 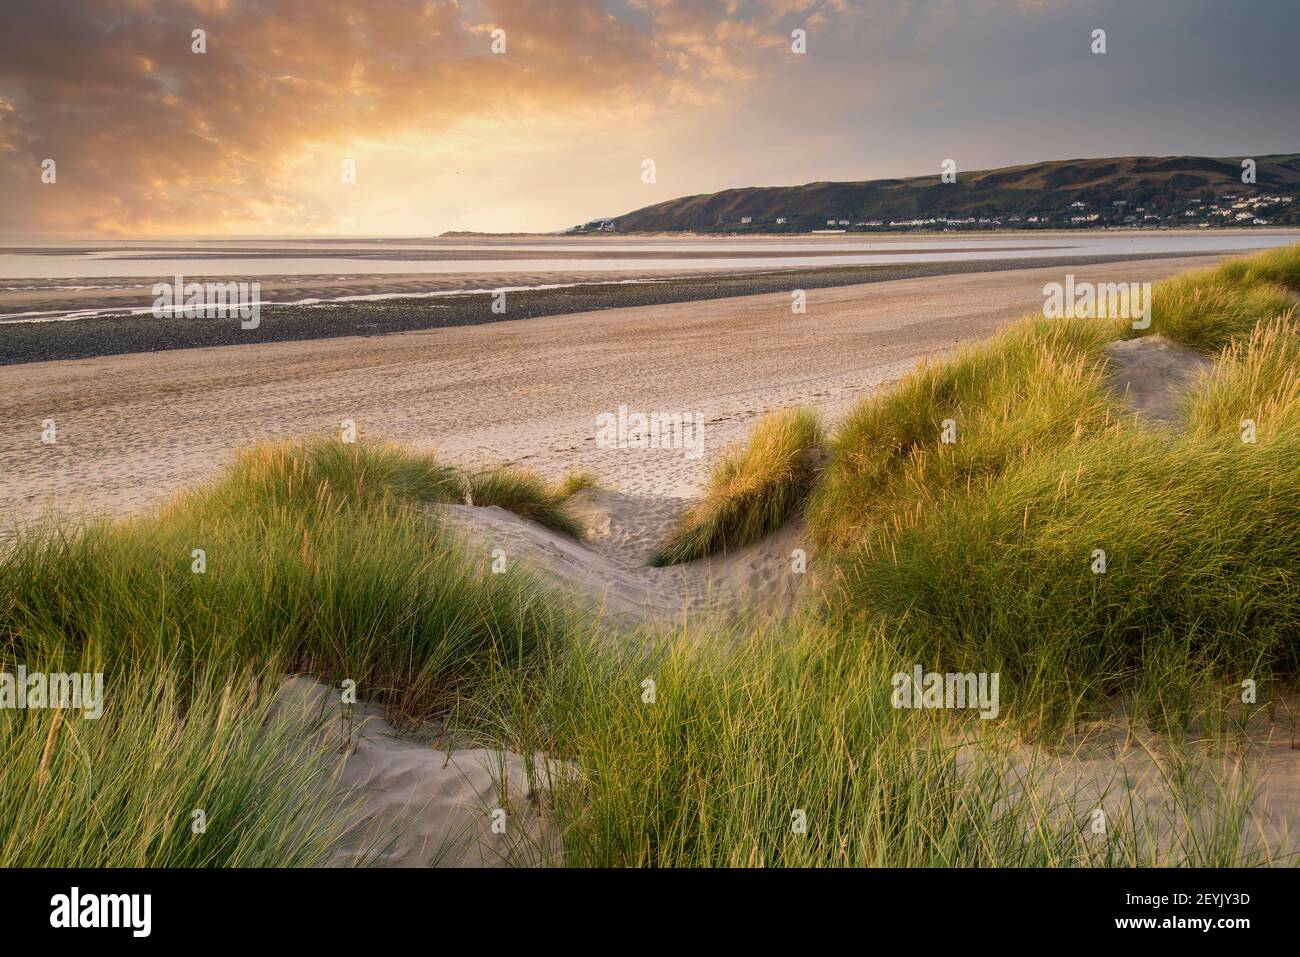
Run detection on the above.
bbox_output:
[0,255,1228,533]
[271,675,563,868]
[1104,334,1213,426]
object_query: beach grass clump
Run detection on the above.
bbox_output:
[650,407,824,566]
[467,465,589,538]
[186,436,463,520]
[1185,313,1300,441]
[554,469,605,499]
[806,249,1300,733]
[824,427,1300,737]
[0,441,575,724]
[809,316,1119,552]
[184,437,589,537]
[1132,245,1300,353]
[0,438,584,865]
[0,663,347,867]
[1136,268,1296,353]
[1217,242,1300,292]
[485,620,1274,867]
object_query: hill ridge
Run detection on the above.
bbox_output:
[586,153,1300,233]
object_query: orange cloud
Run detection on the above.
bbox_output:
[0,0,846,235]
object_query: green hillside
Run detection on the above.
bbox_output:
[593,154,1300,233]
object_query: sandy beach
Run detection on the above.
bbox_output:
[0,255,1230,531]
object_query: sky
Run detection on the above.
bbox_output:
[0,0,1296,238]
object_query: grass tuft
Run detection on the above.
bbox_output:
[809,316,1118,552]
[1137,269,1296,353]
[1185,313,1300,441]
[0,663,349,867]
[650,407,824,565]
[825,429,1300,737]
[0,443,575,726]
[467,465,588,538]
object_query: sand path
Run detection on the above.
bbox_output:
[0,256,1228,534]
[437,488,808,629]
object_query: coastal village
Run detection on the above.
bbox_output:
[573,192,1294,234]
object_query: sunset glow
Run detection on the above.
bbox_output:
[2,0,1296,237]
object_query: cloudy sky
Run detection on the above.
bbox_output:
[0,0,1295,237]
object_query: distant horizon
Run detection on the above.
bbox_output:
[5,148,1300,243]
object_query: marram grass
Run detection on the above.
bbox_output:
[0,439,578,725]
[0,439,581,865]
[481,620,1282,867]
[825,428,1300,738]
[1186,312,1300,440]
[809,315,1121,552]
[467,464,591,538]
[0,662,349,867]
[651,407,824,565]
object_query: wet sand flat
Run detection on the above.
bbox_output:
[0,253,1228,364]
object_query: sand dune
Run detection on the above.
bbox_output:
[271,675,563,868]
